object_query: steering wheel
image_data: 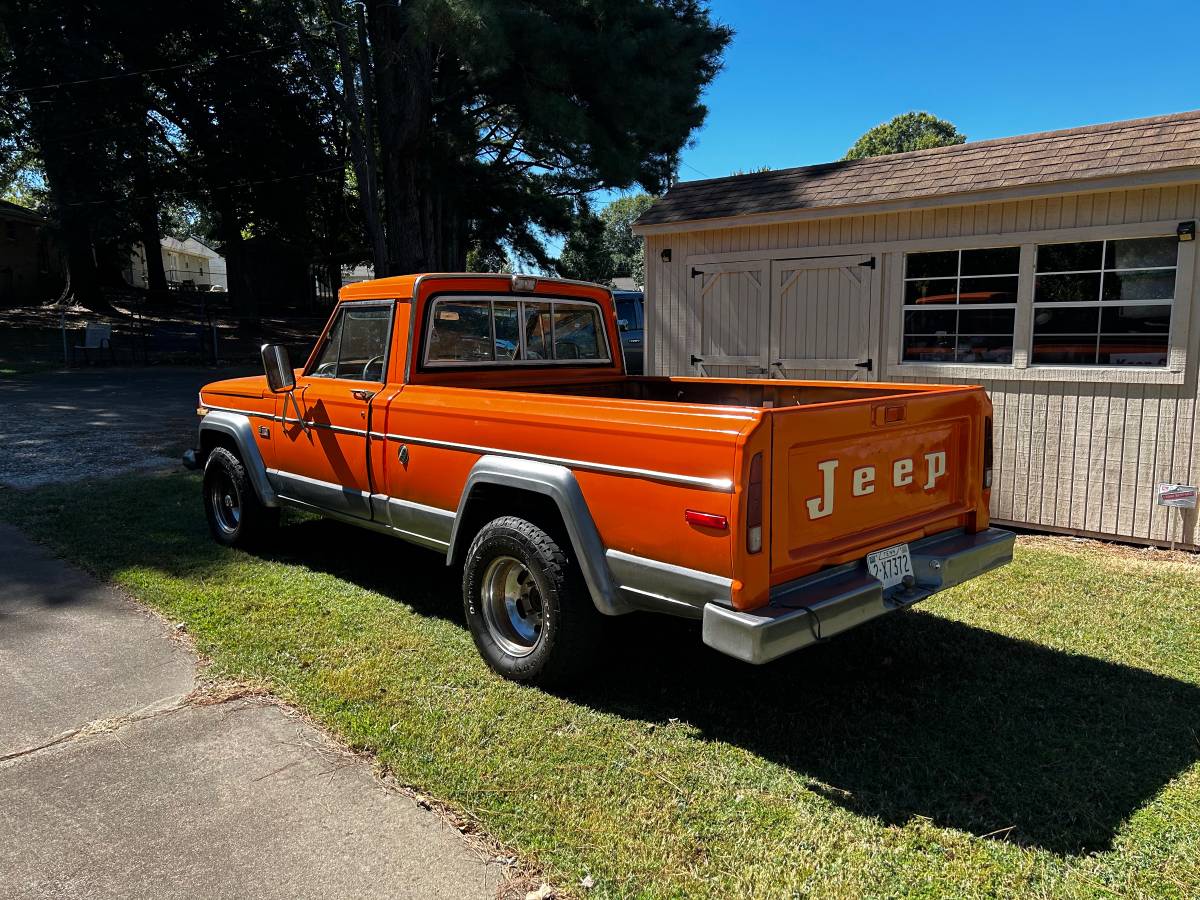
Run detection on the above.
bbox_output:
[362,355,384,381]
[314,361,338,377]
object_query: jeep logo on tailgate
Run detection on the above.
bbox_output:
[806,451,948,520]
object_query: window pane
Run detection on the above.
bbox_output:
[1097,334,1168,366]
[616,299,640,328]
[906,250,958,279]
[493,301,520,360]
[1032,305,1100,334]
[905,278,958,305]
[310,311,345,377]
[960,246,1020,276]
[1101,270,1176,302]
[956,335,1013,364]
[339,307,390,380]
[1105,236,1177,270]
[1034,272,1101,303]
[904,309,956,334]
[523,302,552,360]
[959,275,1018,304]
[552,304,604,360]
[427,300,494,362]
[959,308,1015,334]
[1031,334,1097,365]
[1101,304,1172,334]
[1036,241,1103,272]
[902,334,955,362]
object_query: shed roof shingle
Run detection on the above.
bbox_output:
[636,110,1200,228]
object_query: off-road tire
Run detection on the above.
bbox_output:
[202,446,279,548]
[462,516,601,687]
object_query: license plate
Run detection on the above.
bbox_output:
[867,543,913,589]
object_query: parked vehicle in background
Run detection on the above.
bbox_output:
[186,273,1013,685]
[614,290,644,374]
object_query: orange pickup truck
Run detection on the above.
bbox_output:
[185,273,1013,684]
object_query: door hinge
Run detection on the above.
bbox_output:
[691,267,704,278]
[859,257,876,269]
[690,354,704,365]
[855,358,873,369]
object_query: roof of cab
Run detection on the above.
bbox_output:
[337,272,613,302]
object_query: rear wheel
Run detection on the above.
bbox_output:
[202,446,278,548]
[462,516,600,686]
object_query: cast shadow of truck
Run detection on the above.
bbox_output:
[267,517,1200,857]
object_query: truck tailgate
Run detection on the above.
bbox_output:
[768,388,986,583]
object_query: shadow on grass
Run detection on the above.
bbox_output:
[259,515,1200,856]
[7,469,1194,860]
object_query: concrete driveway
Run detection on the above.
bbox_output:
[0,524,506,898]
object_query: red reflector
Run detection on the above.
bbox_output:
[685,509,728,530]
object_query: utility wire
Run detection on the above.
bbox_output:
[2,41,300,96]
[52,163,344,208]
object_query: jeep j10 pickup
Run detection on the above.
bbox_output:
[186,272,1014,684]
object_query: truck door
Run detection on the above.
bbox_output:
[271,300,394,521]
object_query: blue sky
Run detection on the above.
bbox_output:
[672,0,1200,181]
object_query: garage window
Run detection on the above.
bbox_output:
[1031,237,1175,366]
[902,246,1019,364]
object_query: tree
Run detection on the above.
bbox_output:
[363,0,730,274]
[844,112,966,160]
[557,193,655,286]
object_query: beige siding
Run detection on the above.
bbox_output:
[644,184,1200,549]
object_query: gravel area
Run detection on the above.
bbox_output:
[0,367,252,489]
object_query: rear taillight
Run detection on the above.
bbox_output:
[983,416,993,490]
[746,452,763,553]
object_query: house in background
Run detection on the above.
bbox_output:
[0,199,65,305]
[635,110,1200,550]
[127,236,228,290]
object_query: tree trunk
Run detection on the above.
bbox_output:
[367,1,435,275]
[133,157,167,293]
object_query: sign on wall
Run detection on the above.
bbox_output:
[1156,483,1198,509]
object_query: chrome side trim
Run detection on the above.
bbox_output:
[198,411,278,506]
[202,408,734,492]
[201,404,371,437]
[267,468,373,520]
[383,432,733,493]
[605,549,733,620]
[448,455,632,616]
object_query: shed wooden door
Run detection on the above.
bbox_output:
[688,260,770,377]
[769,255,878,380]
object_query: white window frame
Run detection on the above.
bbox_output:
[885,222,1194,384]
[1029,237,1176,368]
[901,247,1021,366]
[422,295,613,368]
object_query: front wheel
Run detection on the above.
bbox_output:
[202,446,278,548]
[462,516,600,687]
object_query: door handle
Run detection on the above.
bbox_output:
[350,388,376,401]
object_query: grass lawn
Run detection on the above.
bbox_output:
[3,472,1198,898]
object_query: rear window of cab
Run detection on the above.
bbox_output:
[423,295,612,366]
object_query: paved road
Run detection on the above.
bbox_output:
[0,367,249,489]
[0,525,504,899]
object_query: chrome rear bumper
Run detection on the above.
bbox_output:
[702,527,1015,664]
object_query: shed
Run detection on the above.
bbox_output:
[634,110,1200,549]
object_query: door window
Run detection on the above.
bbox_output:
[309,305,391,381]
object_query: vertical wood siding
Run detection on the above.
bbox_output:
[644,185,1200,548]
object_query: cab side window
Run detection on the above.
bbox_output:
[309,305,390,381]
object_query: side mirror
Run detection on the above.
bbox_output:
[617,318,630,332]
[261,343,295,393]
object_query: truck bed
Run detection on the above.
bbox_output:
[487,374,954,409]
